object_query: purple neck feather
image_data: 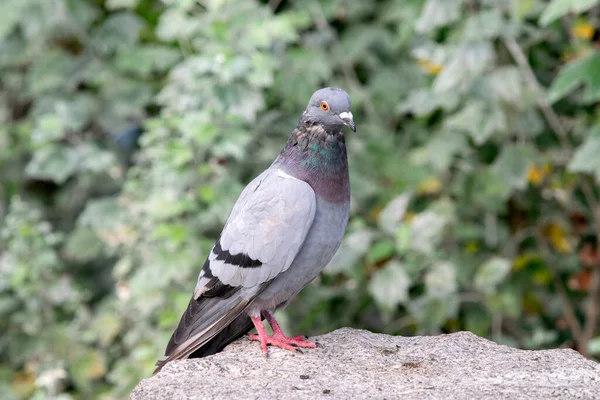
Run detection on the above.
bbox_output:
[274,115,350,204]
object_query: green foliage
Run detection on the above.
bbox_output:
[2,0,600,398]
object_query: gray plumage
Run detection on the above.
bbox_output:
[155,87,354,373]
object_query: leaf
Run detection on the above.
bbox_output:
[79,198,123,232]
[368,261,410,310]
[410,130,468,171]
[326,229,374,275]
[70,350,107,390]
[25,146,79,184]
[474,257,511,293]
[548,51,600,103]
[92,12,145,53]
[425,262,457,297]
[463,9,509,40]
[378,193,412,236]
[471,169,513,210]
[106,0,140,9]
[588,336,600,355]
[415,0,462,33]
[487,66,523,104]
[0,0,26,39]
[446,101,507,145]
[434,42,496,93]
[398,87,461,116]
[465,307,491,336]
[568,126,600,181]
[32,114,65,145]
[492,144,536,191]
[539,0,599,26]
[366,240,395,264]
[511,0,537,20]
[28,50,80,94]
[54,98,94,131]
[409,295,459,331]
[64,228,105,262]
[542,223,574,254]
[115,45,181,77]
[416,176,443,195]
[91,312,123,347]
[410,211,447,253]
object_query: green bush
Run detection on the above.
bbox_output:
[1,0,600,398]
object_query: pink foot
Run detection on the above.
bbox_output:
[249,312,317,356]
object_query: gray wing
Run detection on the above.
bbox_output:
[155,168,316,373]
[195,168,317,294]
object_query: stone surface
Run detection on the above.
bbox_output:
[131,328,600,400]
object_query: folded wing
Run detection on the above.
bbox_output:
[155,169,316,372]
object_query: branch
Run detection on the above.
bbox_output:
[581,269,600,356]
[502,37,598,217]
[504,36,600,355]
[536,235,583,341]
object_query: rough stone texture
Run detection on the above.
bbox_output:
[131,328,600,400]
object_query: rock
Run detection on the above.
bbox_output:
[131,328,600,400]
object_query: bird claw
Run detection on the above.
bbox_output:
[248,333,316,356]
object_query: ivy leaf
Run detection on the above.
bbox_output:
[368,261,410,311]
[0,0,25,39]
[410,211,447,253]
[106,0,140,10]
[474,257,511,293]
[539,0,599,26]
[70,350,107,390]
[463,9,508,40]
[25,146,79,184]
[434,41,496,93]
[548,51,600,104]
[487,66,524,104]
[446,101,507,145]
[415,0,462,33]
[378,193,412,236]
[64,228,105,262]
[425,262,457,298]
[410,130,468,171]
[366,240,395,264]
[568,126,600,181]
[92,12,145,53]
[492,144,536,191]
[326,229,373,275]
[588,336,600,355]
[115,45,181,77]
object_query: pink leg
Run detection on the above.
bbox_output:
[249,312,316,356]
[263,312,314,345]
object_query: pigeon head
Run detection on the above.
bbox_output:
[304,87,356,133]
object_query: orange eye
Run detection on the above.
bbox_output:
[320,101,329,111]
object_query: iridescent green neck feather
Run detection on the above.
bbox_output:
[274,113,350,204]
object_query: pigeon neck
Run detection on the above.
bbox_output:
[276,117,350,204]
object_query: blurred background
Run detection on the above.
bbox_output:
[1,0,600,398]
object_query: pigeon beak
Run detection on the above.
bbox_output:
[339,111,356,132]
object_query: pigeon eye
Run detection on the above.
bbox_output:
[320,101,329,111]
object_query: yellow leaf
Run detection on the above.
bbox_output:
[527,164,552,186]
[533,269,553,285]
[573,21,594,40]
[512,252,538,271]
[416,176,442,195]
[404,211,415,223]
[416,58,444,75]
[542,223,573,254]
[464,241,479,254]
[12,369,36,398]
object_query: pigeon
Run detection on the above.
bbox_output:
[154,87,355,374]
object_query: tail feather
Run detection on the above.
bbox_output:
[189,313,255,358]
[153,294,251,375]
